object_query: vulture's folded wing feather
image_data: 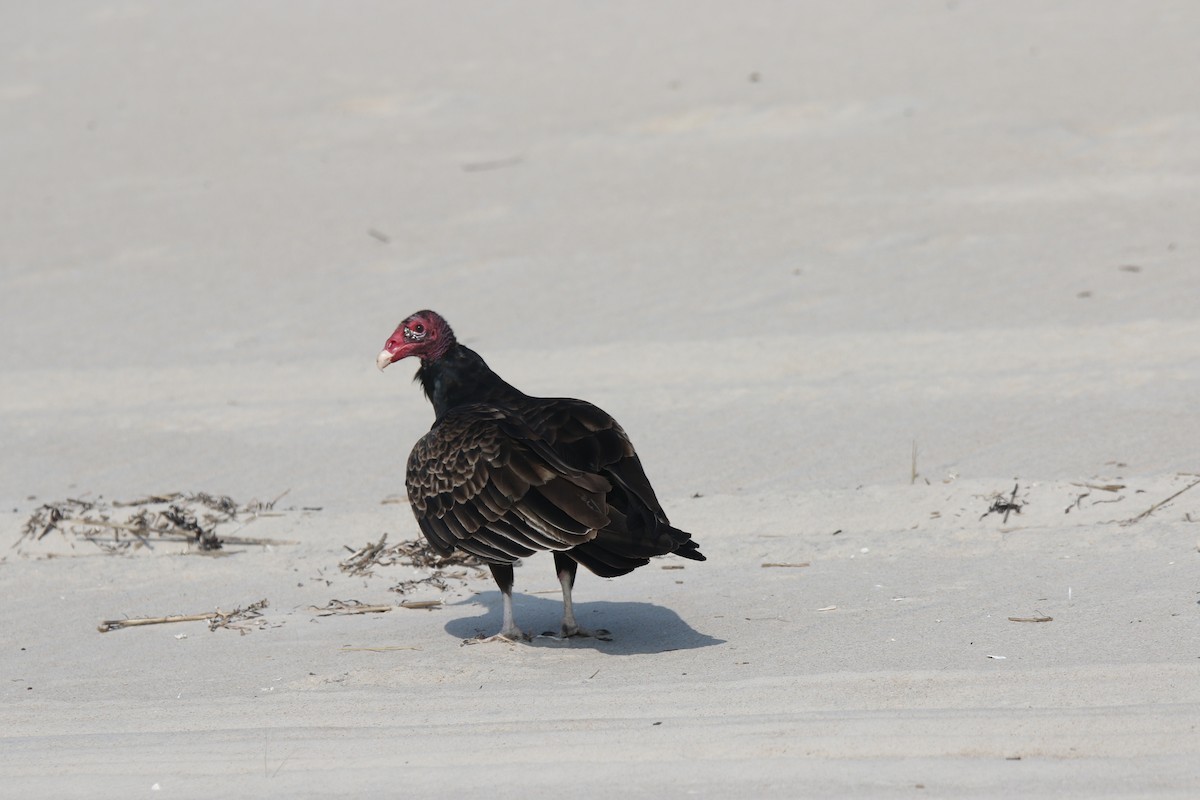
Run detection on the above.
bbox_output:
[521,398,672,525]
[406,404,612,564]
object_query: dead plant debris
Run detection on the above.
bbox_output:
[399,599,444,609]
[99,598,273,634]
[17,492,299,555]
[1070,482,1125,493]
[98,611,220,633]
[339,645,423,653]
[311,600,395,617]
[1121,477,1200,526]
[310,598,442,616]
[981,483,1025,523]
[339,532,487,595]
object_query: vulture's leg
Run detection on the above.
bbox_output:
[550,552,610,640]
[484,563,528,642]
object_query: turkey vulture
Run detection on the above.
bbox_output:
[377,310,704,641]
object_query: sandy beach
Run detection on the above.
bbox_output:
[3,2,1199,797]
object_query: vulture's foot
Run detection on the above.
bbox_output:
[464,628,530,645]
[540,624,612,642]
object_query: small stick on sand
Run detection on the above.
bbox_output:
[339,645,422,652]
[100,600,270,633]
[215,534,298,546]
[311,599,394,616]
[1008,616,1053,623]
[400,599,443,609]
[1002,483,1019,524]
[1070,482,1125,492]
[1121,478,1200,526]
[98,612,220,633]
[761,562,811,568]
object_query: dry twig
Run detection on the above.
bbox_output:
[98,612,221,633]
[1121,478,1200,526]
[399,599,443,609]
[99,599,272,634]
[1070,482,1125,492]
[311,600,394,617]
[339,645,422,652]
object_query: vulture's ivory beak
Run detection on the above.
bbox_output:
[376,350,394,372]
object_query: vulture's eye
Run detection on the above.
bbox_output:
[412,323,425,334]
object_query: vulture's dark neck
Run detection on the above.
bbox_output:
[417,344,526,419]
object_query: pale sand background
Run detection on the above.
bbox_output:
[3,2,1200,797]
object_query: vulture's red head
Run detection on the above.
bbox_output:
[377,310,456,370]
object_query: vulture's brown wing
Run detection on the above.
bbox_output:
[520,398,671,524]
[406,404,612,564]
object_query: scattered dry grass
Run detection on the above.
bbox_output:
[339,532,487,595]
[17,491,298,555]
[99,598,273,634]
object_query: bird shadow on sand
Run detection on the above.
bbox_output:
[444,592,724,654]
